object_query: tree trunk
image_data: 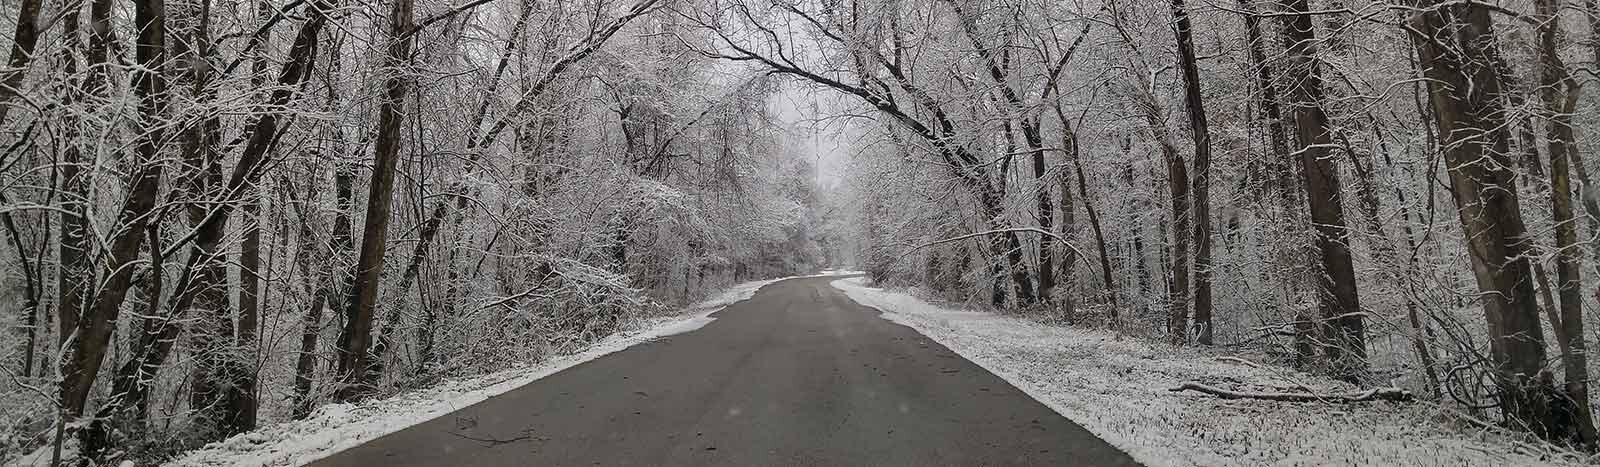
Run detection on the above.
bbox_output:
[1533,0,1596,444]
[336,0,415,401]
[168,0,244,441]
[53,0,104,401]
[1171,0,1214,345]
[1057,105,1116,313]
[1034,132,1056,302]
[1406,0,1553,432]
[234,190,262,431]
[1280,0,1366,382]
[1057,130,1076,320]
[0,191,39,376]
[1164,141,1192,343]
[227,0,273,431]
[0,0,42,126]
[59,0,168,421]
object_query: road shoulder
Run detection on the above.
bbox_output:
[831,277,1588,467]
[162,278,790,467]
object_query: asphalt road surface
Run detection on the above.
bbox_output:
[310,276,1142,466]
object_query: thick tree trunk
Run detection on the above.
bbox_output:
[168,0,247,441]
[1171,0,1214,345]
[0,0,42,127]
[1406,0,1553,432]
[54,0,105,394]
[1280,0,1366,382]
[336,0,415,401]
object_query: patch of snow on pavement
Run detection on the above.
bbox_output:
[831,277,1590,467]
[164,277,793,467]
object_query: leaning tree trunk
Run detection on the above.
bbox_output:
[1060,117,1117,313]
[53,0,111,419]
[1280,0,1366,383]
[336,0,415,401]
[1406,0,1554,434]
[59,0,169,421]
[97,0,336,442]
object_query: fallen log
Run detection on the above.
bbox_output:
[1168,382,1414,403]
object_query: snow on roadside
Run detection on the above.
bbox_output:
[162,275,825,467]
[831,277,1592,467]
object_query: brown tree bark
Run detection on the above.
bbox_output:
[54,0,108,388]
[60,0,169,423]
[1056,128,1077,319]
[1406,0,1553,432]
[1171,0,1214,344]
[1162,129,1192,344]
[1279,0,1365,382]
[336,0,415,401]
[235,177,262,432]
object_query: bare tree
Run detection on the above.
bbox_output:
[1278,0,1365,382]
[1533,0,1595,444]
[1405,0,1553,432]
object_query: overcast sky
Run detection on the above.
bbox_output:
[768,82,859,189]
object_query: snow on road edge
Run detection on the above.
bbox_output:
[158,274,842,467]
[831,277,1587,467]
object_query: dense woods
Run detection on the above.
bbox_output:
[3,0,1600,464]
[816,0,1600,451]
[0,0,831,462]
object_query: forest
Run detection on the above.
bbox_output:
[0,0,1598,464]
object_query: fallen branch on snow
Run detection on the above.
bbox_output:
[1168,382,1414,403]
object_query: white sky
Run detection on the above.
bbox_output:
[768,82,856,189]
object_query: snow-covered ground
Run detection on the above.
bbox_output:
[152,274,846,467]
[830,277,1596,467]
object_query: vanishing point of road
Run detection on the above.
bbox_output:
[310,276,1142,466]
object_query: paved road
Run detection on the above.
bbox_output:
[310,276,1141,466]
